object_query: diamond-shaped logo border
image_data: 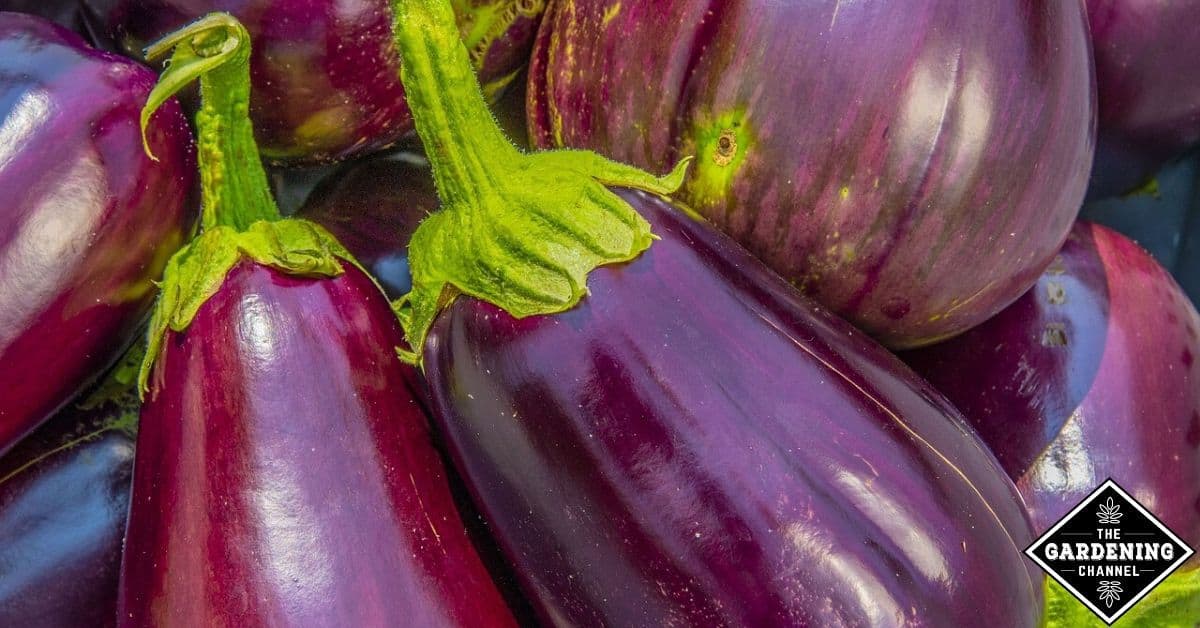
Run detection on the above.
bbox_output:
[1024,478,1195,624]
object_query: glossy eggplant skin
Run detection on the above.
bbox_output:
[904,222,1200,549]
[298,153,436,298]
[119,260,516,627]
[0,392,136,628]
[0,14,194,456]
[1086,0,1200,198]
[528,0,1095,349]
[423,189,1041,627]
[83,0,543,164]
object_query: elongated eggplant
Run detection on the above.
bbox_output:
[903,222,1200,550]
[0,371,137,628]
[1086,0,1200,198]
[118,15,517,626]
[387,1,1041,624]
[82,0,544,164]
[0,13,194,456]
[527,0,1095,349]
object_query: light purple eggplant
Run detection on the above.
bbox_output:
[527,0,1096,349]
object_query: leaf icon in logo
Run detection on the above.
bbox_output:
[1097,497,1123,524]
[1097,580,1123,608]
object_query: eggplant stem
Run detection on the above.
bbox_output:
[388,0,692,362]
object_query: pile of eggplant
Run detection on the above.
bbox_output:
[0,0,1197,625]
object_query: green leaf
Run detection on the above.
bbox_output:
[1043,570,1200,627]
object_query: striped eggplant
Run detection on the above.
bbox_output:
[0,13,194,456]
[82,0,545,164]
[0,368,137,628]
[118,15,517,626]
[1086,0,1200,197]
[388,0,1041,624]
[527,0,1095,349]
[904,221,1200,550]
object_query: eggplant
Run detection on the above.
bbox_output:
[526,0,1096,349]
[298,152,435,298]
[82,0,544,164]
[1086,0,1200,198]
[387,0,1041,624]
[118,15,517,626]
[0,13,194,456]
[0,0,87,33]
[0,372,136,628]
[903,222,1200,551]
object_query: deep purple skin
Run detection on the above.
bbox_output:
[424,189,1041,626]
[298,152,435,299]
[528,0,1095,349]
[0,13,194,456]
[1086,0,1200,198]
[83,0,543,164]
[904,222,1200,553]
[120,261,517,627]
[0,0,87,33]
[0,392,136,628]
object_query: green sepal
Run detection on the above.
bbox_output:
[393,152,692,365]
[1042,569,1200,627]
[139,218,358,394]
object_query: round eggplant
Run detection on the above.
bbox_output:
[82,0,545,164]
[0,385,136,628]
[0,13,194,456]
[527,0,1096,349]
[1086,0,1200,198]
[904,222,1200,550]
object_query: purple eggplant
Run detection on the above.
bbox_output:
[0,13,194,456]
[82,0,544,164]
[386,0,1041,624]
[904,222,1200,550]
[1086,0,1200,198]
[526,0,1096,349]
[298,152,434,298]
[118,14,517,625]
[0,375,137,628]
[0,0,87,33]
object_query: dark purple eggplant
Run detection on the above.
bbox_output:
[118,14,517,626]
[387,0,1041,624]
[0,13,194,456]
[526,0,1096,349]
[0,370,137,628]
[903,222,1200,550]
[82,0,544,164]
[1086,0,1200,198]
[298,152,434,298]
[0,0,87,33]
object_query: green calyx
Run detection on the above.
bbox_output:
[136,13,373,393]
[139,219,354,394]
[1042,570,1200,627]
[389,0,692,364]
